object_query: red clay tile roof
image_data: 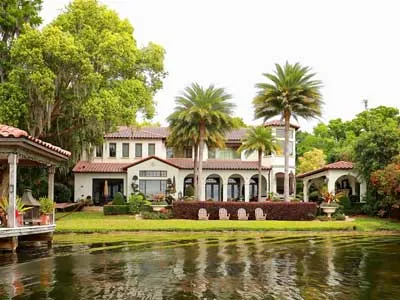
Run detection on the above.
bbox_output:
[167,158,271,170]
[105,126,169,139]
[73,161,130,173]
[225,129,248,142]
[0,124,71,157]
[105,126,248,142]
[73,157,271,173]
[264,120,300,130]
[296,161,354,178]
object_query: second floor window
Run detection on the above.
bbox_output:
[277,141,293,156]
[184,146,192,158]
[208,148,216,159]
[95,145,103,157]
[109,143,116,157]
[122,143,129,157]
[135,143,142,158]
[166,147,174,158]
[148,143,155,156]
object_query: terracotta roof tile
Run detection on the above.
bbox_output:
[264,120,300,130]
[297,161,354,178]
[73,157,271,173]
[105,126,169,139]
[73,161,130,173]
[167,158,271,170]
[0,124,71,157]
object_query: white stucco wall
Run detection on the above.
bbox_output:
[74,173,126,201]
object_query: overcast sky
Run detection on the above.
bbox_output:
[41,0,400,131]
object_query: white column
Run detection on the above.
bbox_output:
[327,178,336,194]
[199,176,205,201]
[360,181,367,201]
[244,178,250,202]
[48,165,56,224]
[222,178,228,202]
[7,153,18,228]
[303,179,309,202]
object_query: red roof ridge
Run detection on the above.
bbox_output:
[122,156,181,170]
[0,124,71,157]
[297,160,354,178]
[264,120,300,130]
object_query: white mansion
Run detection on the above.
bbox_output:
[73,121,298,203]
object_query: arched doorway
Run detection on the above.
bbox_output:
[205,174,222,201]
[227,174,245,201]
[335,174,361,201]
[250,174,267,201]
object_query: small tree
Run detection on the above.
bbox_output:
[298,148,326,174]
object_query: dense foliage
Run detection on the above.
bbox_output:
[173,201,317,220]
[0,0,166,164]
[298,148,326,174]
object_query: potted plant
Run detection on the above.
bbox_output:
[0,197,8,226]
[319,189,340,219]
[39,197,55,225]
[151,193,169,211]
[16,197,32,226]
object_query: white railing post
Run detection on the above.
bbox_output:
[48,166,56,225]
[7,153,18,228]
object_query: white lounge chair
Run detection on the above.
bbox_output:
[198,208,209,220]
[255,208,267,220]
[219,208,230,220]
[237,208,249,220]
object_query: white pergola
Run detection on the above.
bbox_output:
[297,161,367,202]
[0,125,70,233]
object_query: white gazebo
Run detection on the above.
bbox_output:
[297,161,367,202]
[0,124,70,251]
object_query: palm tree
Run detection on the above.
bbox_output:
[254,62,323,201]
[238,126,280,202]
[168,83,235,200]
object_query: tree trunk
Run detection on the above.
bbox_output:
[198,122,206,201]
[284,113,291,202]
[193,142,199,200]
[258,150,262,202]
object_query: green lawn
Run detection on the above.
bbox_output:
[55,211,400,233]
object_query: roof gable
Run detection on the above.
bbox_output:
[297,161,354,178]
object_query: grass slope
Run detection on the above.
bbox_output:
[55,212,400,233]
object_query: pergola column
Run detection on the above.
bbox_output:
[48,165,56,224]
[7,153,18,228]
[303,179,309,202]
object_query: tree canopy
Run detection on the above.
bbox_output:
[0,0,166,162]
[298,148,326,174]
[254,62,323,201]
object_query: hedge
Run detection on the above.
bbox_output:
[172,201,317,220]
[103,205,129,215]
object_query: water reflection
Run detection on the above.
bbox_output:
[0,235,400,299]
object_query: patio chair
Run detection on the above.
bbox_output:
[219,208,230,220]
[237,208,249,220]
[255,207,267,220]
[198,208,210,220]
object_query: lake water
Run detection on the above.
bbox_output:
[1,234,400,299]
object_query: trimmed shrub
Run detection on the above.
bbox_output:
[172,201,317,220]
[185,185,194,197]
[54,183,72,203]
[112,192,125,205]
[141,210,173,219]
[128,193,152,214]
[103,205,129,215]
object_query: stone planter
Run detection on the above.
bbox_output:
[135,214,142,220]
[151,205,168,212]
[321,205,338,219]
